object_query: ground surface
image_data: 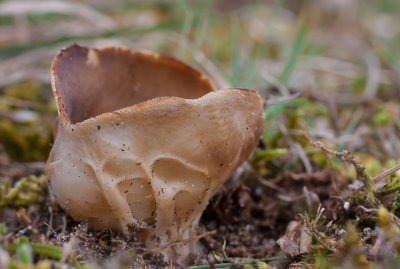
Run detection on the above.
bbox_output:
[1,0,400,268]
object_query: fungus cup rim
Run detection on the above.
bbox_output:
[51,45,263,127]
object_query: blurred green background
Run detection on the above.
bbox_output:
[1,1,400,268]
[1,0,399,167]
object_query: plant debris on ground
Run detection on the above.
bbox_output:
[1,0,400,268]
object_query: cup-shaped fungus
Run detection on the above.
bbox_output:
[46,44,263,265]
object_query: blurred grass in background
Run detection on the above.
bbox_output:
[0,0,399,165]
[1,0,400,268]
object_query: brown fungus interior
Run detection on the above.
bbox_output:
[52,45,215,124]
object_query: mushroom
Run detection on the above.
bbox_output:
[46,44,263,265]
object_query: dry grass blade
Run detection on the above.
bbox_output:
[372,163,400,184]
[299,205,339,253]
[257,176,286,193]
[0,1,117,30]
[281,124,313,174]
[141,231,216,255]
[357,206,400,226]
[266,92,301,105]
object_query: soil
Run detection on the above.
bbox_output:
[0,154,351,268]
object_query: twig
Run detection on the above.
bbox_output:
[257,176,286,193]
[302,132,378,208]
[357,205,400,226]
[372,163,400,184]
[354,160,400,196]
[375,186,400,197]
[141,230,216,255]
[320,147,339,194]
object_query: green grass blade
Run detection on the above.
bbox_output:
[31,243,62,260]
[241,44,259,88]
[191,18,208,64]
[278,19,307,88]
[176,0,194,60]
[337,109,362,152]
[189,256,284,269]
[0,223,6,235]
[15,237,33,265]
[231,18,241,87]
